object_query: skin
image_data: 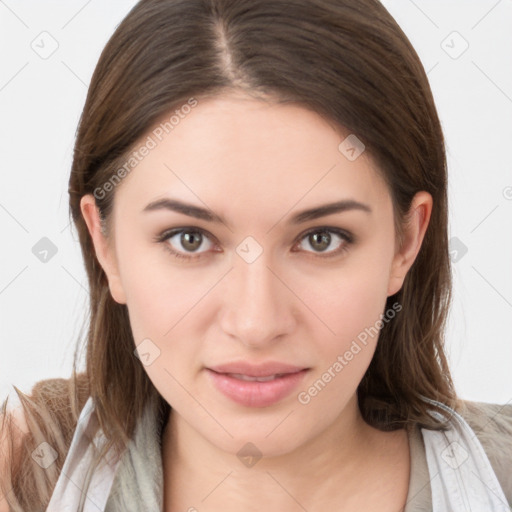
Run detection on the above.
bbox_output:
[81,91,432,511]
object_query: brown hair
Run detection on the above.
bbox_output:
[1,0,459,509]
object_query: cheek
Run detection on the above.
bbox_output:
[114,234,196,336]
[115,239,210,383]
[118,248,206,406]
[296,246,393,348]
[294,257,394,412]
[295,279,386,387]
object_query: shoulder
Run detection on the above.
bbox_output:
[457,399,512,503]
[0,374,90,511]
[0,398,30,512]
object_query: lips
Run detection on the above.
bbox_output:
[205,361,309,407]
[208,361,307,377]
[225,373,287,382]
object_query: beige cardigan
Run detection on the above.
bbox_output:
[405,400,512,510]
[103,397,512,510]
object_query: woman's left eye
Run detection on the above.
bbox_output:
[154,227,353,260]
[293,228,353,257]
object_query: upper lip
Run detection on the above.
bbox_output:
[207,361,308,377]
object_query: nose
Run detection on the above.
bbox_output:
[219,250,297,349]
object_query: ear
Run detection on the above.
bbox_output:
[80,194,127,304]
[387,191,433,297]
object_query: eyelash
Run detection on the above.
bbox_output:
[154,226,354,261]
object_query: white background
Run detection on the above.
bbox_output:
[1,0,511,407]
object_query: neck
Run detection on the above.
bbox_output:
[161,394,410,511]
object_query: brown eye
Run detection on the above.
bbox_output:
[295,227,353,257]
[180,231,203,252]
[157,228,216,259]
[308,231,332,252]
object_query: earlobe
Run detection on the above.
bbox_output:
[80,195,127,304]
[387,191,432,297]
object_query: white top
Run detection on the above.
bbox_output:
[420,396,509,511]
[45,396,510,511]
[45,397,120,512]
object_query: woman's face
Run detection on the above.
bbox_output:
[82,92,430,457]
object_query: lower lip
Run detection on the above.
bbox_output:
[205,369,309,408]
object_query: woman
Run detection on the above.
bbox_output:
[1,0,511,510]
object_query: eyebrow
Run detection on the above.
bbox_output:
[142,197,371,227]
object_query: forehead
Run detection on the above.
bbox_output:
[112,93,391,219]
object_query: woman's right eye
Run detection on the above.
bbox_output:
[155,228,217,260]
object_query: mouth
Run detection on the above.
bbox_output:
[222,373,292,382]
[205,362,310,408]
